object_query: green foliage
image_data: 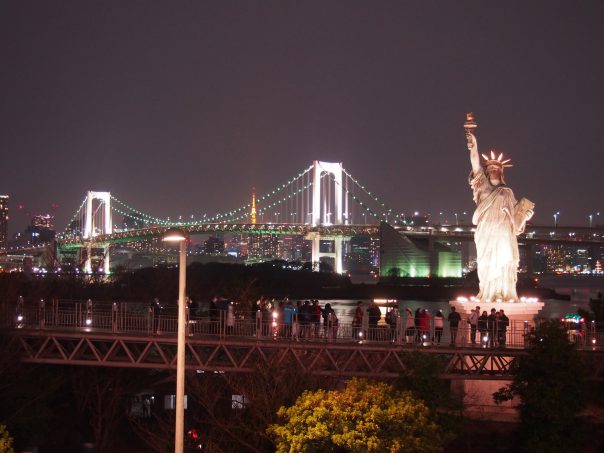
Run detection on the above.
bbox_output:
[396,352,455,411]
[493,320,586,453]
[268,378,447,453]
[0,424,14,453]
[386,267,401,279]
[589,295,604,323]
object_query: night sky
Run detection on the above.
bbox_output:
[2,1,603,235]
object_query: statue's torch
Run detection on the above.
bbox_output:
[464,112,477,149]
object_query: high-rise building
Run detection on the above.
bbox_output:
[32,214,54,229]
[226,234,248,258]
[204,235,225,255]
[0,195,8,245]
[277,235,311,262]
[247,234,279,261]
[24,213,56,245]
[346,235,372,273]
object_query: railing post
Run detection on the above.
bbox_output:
[219,309,224,338]
[396,314,403,345]
[147,306,153,335]
[85,299,93,328]
[38,299,45,330]
[51,298,58,327]
[112,302,118,333]
[185,304,190,336]
[256,310,261,340]
[523,320,529,348]
[16,296,24,328]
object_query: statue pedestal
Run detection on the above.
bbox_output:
[449,298,544,422]
[449,299,545,325]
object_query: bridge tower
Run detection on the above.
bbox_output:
[310,161,345,273]
[83,191,112,274]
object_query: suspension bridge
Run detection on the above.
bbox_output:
[2,161,404,274]
[3,160,604,275]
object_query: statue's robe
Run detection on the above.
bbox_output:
[469,171,527,302]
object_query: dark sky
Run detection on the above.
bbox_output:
[2,1,604,234]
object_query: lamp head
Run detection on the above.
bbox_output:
[162,227,187,243]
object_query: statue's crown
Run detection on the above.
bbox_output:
[482,150,512,169]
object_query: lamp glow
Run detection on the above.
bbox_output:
[162,228,187,242]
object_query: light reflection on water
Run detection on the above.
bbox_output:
[320,299,591,324]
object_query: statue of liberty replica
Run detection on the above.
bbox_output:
[464,113,535,303]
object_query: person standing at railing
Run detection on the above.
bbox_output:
[497,309,509,348]
[468,306,480,344]
[418,309,431,344]
[478,310,489,345]
[352,301,364,340]
[282,301,296,338]
[299,300,312,339]
[487,308,498,348]
[322,303,338,340]
[385,306,399,343]
[226,301,235,335]
[258,299,271,337]
[448,306,461,346]
[311,300,322,338]
[433,310,444,345]
[149,298,164,334]
[367,301,381,340]
[414,308,422,342]
[404,308,415,344]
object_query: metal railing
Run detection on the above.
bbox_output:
[2,299,602,350]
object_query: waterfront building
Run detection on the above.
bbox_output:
[247,233,279,262]
[204,235,225,255]
[346,235,372,274]
[277,235,311,262]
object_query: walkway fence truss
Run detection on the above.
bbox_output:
[2,299,604,380]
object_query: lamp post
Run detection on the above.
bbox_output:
[589,212,600,228]
[162,227,188,453]
[553,211,560,228]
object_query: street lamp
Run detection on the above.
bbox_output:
[553,211,560,228]
[162,227,188,453]
[589,212,600,228]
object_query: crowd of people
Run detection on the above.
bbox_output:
[260,300,512,347]
[149,297,512,347]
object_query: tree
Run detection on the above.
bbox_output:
[493,320,587,453]
[386,267,401,279]
[396,352,460,413]
[318,261,333,273]
[0,334,64,450]
[70,367,146,452]
[0,425,14,453]
[268,378,448,453]
[128,358,326,453]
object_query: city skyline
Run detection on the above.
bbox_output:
[2,1,604,235]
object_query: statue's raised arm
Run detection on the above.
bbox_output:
[464,113,481,176]
[467,131,481,176]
